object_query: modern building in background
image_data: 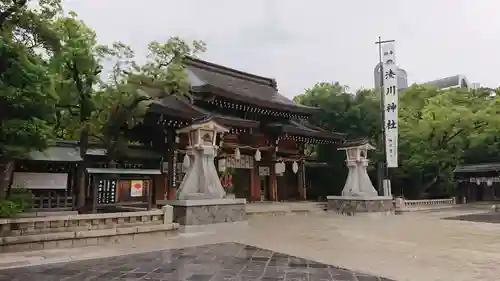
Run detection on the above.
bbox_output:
[422,75,471,90]
[374,63,480,91]
[374,63,408,90]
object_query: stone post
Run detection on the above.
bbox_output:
[162,205,173,224]
[394,197,405,209]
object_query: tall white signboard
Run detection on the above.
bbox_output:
[382,43,398,168]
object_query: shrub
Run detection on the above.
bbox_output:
[0,200,23,218]
[0,187,34,218]
[9,187,34,210]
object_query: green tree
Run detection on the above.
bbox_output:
[395,85,500,198]
[294,82,500,199]
[91,37,206,162]
[293,82,381,199]
[50,11,105,140]
[0,0,63,197]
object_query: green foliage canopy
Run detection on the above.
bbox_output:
[294,82,500,199]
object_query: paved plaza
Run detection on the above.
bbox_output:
[0,208,500,281]
[0,243,393,281]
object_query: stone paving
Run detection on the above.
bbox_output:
[0,208,500,281]
[0,243,394,281]
[444,211,500,224]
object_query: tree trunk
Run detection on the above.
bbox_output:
[76,164,86,209]
[77,123,90,210]
[420,175,439,198]
[0,160,15,200]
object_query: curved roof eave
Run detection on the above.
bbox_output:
[192,84,319,115]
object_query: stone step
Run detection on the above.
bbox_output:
[0,223,180,253]
[4,220,165,237]
[246,202,326,217]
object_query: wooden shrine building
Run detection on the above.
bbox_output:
[140,57,346,202]
[454,163,500,203]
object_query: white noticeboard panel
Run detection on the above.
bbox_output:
[258,166,270,176]
[130,180,144,197]
[11,172,68,189]
[382,42,399,168]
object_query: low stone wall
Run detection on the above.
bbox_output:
[326,196,394,216]
[0,206,178,253]
[160,199,246,225]
[395,198,456,213]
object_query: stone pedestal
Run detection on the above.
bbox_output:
[163,199,246,225]
[327,141,393,215]
[327,196,393,216]
[166,119,247,229]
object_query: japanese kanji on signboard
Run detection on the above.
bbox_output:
[382,42,399,168]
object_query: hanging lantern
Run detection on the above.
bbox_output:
[275,162,286,174]
[234,147,241,160]
[275,162,281,174]
[175,136,180,144]
[254,149,262,162]
[182,154,190,170]
[292,161,299,174]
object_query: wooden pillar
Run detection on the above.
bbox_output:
[298,161,306,201]
[165,150,174,200]
[298,144,306,201]
[270,145,278,201]
[164,129,175,200]
[250,166,260,202]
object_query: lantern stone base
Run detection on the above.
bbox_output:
[326,196,394,216]
[159,198,246,226]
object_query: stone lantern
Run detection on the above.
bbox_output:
[175,118,229,200]
[164,117,247,227]
[339,142,377,197]
[326,140,393,216]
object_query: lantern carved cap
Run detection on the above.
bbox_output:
[337,138,375,151]
[176,117,229,148]
[337,139,375,162]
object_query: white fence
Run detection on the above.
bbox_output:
[404,198,455,208]
[394,198,456,212]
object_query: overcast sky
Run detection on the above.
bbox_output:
[64,0,500,98]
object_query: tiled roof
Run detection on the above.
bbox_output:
[267,120,346,141]
[149,95,259,129]
[454,163,500,173]
[148,95,205,120]
[184,57,317,115]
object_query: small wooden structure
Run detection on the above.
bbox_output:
[83,145,163,213]
[12,142,81,211]
[87,168,160,213]
[12,141,163,213]
[454,163,500,203]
